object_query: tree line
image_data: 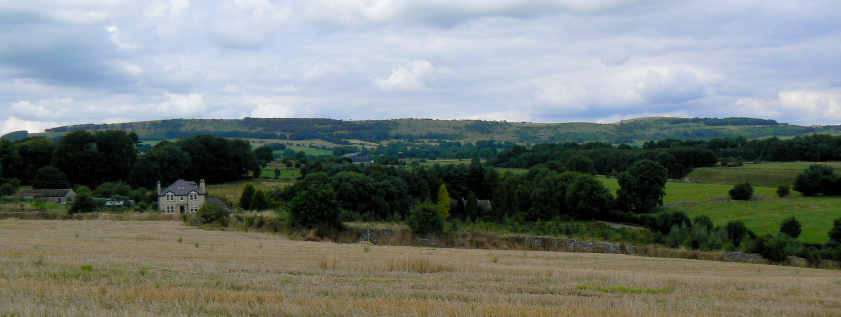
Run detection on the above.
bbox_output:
[0,131,265,190]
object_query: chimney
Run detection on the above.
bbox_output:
[200,179,206,192]
[156,181,161,195]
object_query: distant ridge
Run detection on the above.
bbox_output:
[34,116,838,145]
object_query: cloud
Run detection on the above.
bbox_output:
[251,103,298,118]
[464,110,532,122]
[634,68,707,105]
[300,0,660,28]
[780,89,841,121]
[207,0,290,49]
[376,60,434,91]
[0,116,60,135]
[155,93,208,118]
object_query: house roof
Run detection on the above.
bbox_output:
[207,197,227,207]
[17,189,75,197]
[159,179,205,196]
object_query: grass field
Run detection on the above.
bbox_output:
[597,178,778,204]
[687,162,841,188]
[660,196,841,245]
[206,179,291,203]
[597,178,840,244]
[2,220,840,316]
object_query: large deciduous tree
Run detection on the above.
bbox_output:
[32,166,71,189]
[616,159,668,213]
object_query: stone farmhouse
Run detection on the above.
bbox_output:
[341,152,373,164]
[158,179,206,214]
[12,189,76,204]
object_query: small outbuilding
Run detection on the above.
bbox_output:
[12,189,77,204]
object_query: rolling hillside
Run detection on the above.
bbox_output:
[26,116,841,145]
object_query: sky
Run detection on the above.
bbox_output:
[2,0,841,135]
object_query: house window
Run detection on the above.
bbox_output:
[189,206,199,213]
[166,206,175,214]
[166,193,174,201]
[180,196,184,201]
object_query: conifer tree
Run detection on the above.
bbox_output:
[437,184,451,219]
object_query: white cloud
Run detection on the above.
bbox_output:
[634,68,707,104]
[376,60,434,91]
[155,93,208,118]
[0,116,60,135]
[251,103,298,118]
[464,110,532,122]
[779,89,841,120]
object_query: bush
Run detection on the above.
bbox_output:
[289,184,343,236]
[829,217,841,243]
[776,185,790,197]
[779,216,802,238]
[693,215,714,232]
[406,203,445,234]
[69,194,99,215]
[793,164,838,197]
[194,204,230,226]
[726,220,749,247]
[728,182,753,200]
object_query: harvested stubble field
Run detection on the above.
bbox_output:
[2,220,841,316]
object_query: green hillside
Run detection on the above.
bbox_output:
[35,116,841,145]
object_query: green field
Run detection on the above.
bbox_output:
[597,178,778,204]
[687,162,841,188]
[598,177,838,244]
[659,196,841,245]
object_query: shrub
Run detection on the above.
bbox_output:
[289,184,343,236]
[776,185,790,197]
[829,217,841,243]
[238,183,255,210]
[69,194,98,215]
[793,164,838,197]
[728,182,753,200]
[693,215,714,232]
[407,203,445,234]
[194,204,230,226]
[725,220,749,247]
[779,216,802,239]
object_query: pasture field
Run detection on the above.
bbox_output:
[1,220,840,316]
[205,178,291,203]
[597,178,778,204]
[687,162,841,188]
[660,196,841,245]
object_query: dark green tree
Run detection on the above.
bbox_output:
[250,189,270,211]
[32,166,71,189]
[69,194,98,214]
[828,217,841,243]
[238,183,255,210]
[693,215,714,232]
[776,185,790,197]
[94,130,138,183]
[779,216,802,238]
[793,164,838,196]
[289,184,343,235]
[406,202,444,234]
[465,191,479,221]
[726,220,749,247]
[565,154,595,175]
[13,137,55,182]
[616,160,668,213]
[253,145,274,167]
[52,130,99,185]
[728,182,753,200]
[565,174,613,220]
